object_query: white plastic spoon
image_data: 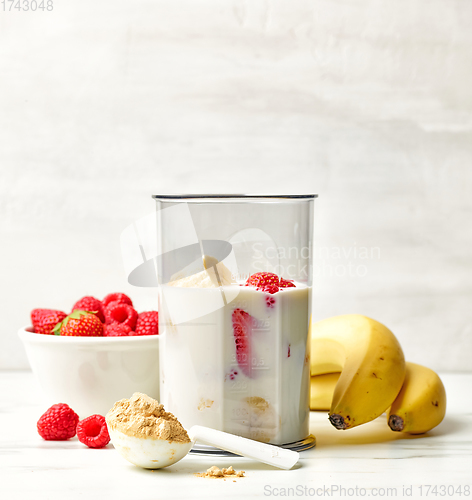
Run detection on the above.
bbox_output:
[108,425,299,470]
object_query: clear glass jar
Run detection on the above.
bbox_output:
[154,195,316,450]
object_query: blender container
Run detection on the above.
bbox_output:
[154,195,316,451]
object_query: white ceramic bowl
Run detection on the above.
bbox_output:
[18,326,159,418]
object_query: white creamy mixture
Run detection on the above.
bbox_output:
[159,257,311,445]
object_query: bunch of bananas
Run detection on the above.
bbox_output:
[310,314,446,434]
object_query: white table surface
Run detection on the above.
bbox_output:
[1,371,471,500]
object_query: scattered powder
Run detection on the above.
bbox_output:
[105,392,190,443]
[246,396,270,411]
[195,466,245,479]
[197,398,214,411]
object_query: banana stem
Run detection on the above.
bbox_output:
[388,414,404,432]
[329,414,347,430]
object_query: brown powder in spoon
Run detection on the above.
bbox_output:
[106,392,190,443]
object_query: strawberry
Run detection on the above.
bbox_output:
[53,310,104,337]
[246,272,297,293]
[279,278,296,288]
[31,309,67,335]
[72,296,105,323]
[261,284,279,294]
[232,309,254,378]
[132,311,159,336]
[265,295,276,308]
[102,293,133,308]
[105,301,138,330]
[246,272,279,289]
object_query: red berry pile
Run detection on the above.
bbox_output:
[30,293,158,337]
[245,272,296,294]
[37,404,110,449]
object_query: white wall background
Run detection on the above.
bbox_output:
[1,0,471,370]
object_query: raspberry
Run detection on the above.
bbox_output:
[132,311,159,336]
[76,415,110,448]
[102,293,133,308]
[31,309,67,335]
[37,403,79,441]
[72,296,105,323]
[104,323,131,337]
[246,272,279,289]
[105,301,138,330]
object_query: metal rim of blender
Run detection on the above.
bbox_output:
[152,194,318,200]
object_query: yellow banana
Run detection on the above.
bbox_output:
[387,362,446,434]
[310,373,340,411]
[310,314,406,430]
